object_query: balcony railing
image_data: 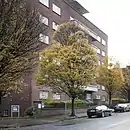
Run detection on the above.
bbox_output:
[82,85,98,92]
[71,19,100,42]
[67,0,89,14]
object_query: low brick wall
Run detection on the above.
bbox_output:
[35,108,87,118]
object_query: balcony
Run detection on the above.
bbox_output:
[82,85,98,92]
[71,20,100,42]
[67,0,89,14]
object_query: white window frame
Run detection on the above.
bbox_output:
[102,39,106,46]
[53,93,61,100]
[102,51,106,56]
[39,91,49,99]
[39,0,49,7]
[102,86,105,90]
[52,4,61,15]
[97,48,100,54]
[70,16,74,20]
[86,94,92,100]
[39,14,49,26]
[96,95,101,99]
[101,96,106,101]
[39,34,49,44]
[97,36,101,42]
[3,110,8,116]
[52,22,59,30]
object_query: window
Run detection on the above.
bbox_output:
[97,84,101,89]
[102,39,106,45]
[39,34,49,44]
[97,36,101,42]
[97,48,100,54]
[102,86,105,90]
[39,14,49,26]
[39,0,49,7]
[53,93,60,100]
[102,51,106,56]
[101,96,106,101]
[52,22,59,30]
[86,94,92,100]
[39,91,49,99]
[3,110,8,116]
[52,4,61,15]
[70,16,74,20]
[96,95,101,99]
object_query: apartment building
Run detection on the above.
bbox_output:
[0,0,108,116]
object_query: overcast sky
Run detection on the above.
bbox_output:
[77,0,130,67]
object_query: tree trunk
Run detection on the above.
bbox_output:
[109,92,112,105]
[0,96,1,104]
[0,95,2,116]
[70,97,75,117]
[128,89,130,103]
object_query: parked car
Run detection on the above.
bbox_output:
[87,105,113,118]
[114,103,130,112]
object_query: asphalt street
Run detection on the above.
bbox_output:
[21,112,130,130]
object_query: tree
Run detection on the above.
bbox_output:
[37,24,98,116]
[0,0,46,101]
[120,66,130,101]
[53,22,87,45]
[97,57,124,105]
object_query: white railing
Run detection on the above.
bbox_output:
[82,85,98,92]
[71,19,100,42]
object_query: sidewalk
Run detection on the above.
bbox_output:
[0,113,87,129]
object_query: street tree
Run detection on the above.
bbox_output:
[97,57,124,105]
[37,28,98,116]
[0,0,46,102]
[120,66,130,101]
[53,22,87,45]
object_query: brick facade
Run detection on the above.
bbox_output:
[1,0,108,116]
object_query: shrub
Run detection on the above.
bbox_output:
[44,98,54,104]
[44,99,94,109]
[24,106,35,117]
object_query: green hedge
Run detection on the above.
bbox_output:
[24,100,96,117]
[44,99,95,109]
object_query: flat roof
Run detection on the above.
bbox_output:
[69,0,89,14]
[64,0,107,37]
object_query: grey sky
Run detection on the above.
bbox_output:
[77,0,130,67]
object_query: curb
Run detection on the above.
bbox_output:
[0,120,58,129]
[0,115,88,128]
[55,115,88,122]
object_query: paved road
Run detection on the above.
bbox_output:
[21,112,130,130]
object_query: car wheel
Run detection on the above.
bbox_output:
[88,115,92,118]
[101,112,105,118]
[122,109,125,112]
[109,111,112,116]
